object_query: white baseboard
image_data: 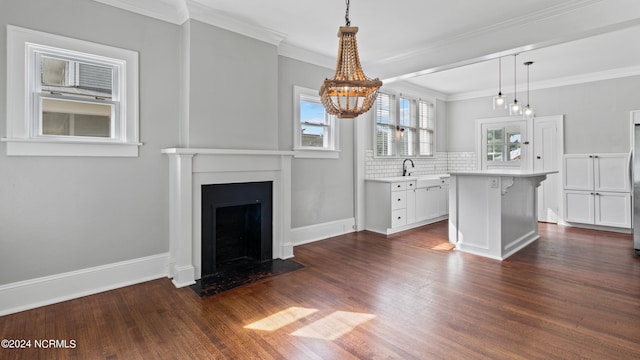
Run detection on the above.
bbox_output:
[291,218,355,246]
[559,221,632,234]
[0,253,169,316]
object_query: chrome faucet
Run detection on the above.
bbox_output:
[402,159,415,176]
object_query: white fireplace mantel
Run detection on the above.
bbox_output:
[162,148,295,288]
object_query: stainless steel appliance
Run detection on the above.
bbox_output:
[632,119,640,254]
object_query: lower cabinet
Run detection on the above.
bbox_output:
[365,177,448,235]
[564,190,631,228]
[415,185,448,222]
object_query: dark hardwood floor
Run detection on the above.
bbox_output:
[1,221,639,359]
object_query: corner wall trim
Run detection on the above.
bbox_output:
[291,218,356,246]
[0,253,169,316]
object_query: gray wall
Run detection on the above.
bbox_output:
[278,56,355,227]
[0,0,179,284]
[446,76,640,153]
[186,20,279,149]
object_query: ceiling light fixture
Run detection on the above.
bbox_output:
[523,61,534,120]
[319,0,382,118]
[509,54,521,116]
[493,57,506,110]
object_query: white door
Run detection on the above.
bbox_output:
[534,116,562,223]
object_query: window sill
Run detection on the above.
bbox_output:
[293,148,340,159]
[2,138,142,157]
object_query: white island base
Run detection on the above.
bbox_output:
[448,170,555,260]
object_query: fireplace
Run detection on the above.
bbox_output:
[162,148,295,288]
[201,181,272,281]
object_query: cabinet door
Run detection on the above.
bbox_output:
[437,185,449,217]
[564,155,594,190]
[564,190,594,224]
[595,192,631,228]
[406,188,416,224]
[594,153,630,192]
[415,186,441,222]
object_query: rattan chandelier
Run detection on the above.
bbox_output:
[319,0,382,119]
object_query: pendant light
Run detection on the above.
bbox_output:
[509,54,521,116]
[493,57,507,109]
[523,61,535,120]
[319,0,382,118]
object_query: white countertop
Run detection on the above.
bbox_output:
[449,169,558,177]
[365,174,450,183]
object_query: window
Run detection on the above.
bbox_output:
[374,92,435,157]
[479,119,526,170]
[293,86,339,158]
[3,26,140,157]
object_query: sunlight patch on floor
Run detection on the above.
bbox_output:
[431,242,455,251]
[244,307,318,331]
[290,311,376,341]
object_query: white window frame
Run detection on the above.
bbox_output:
[374,91,436,158]
[3,25,140,157]
[293,85,340,159]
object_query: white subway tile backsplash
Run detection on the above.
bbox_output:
[365,151,477,178]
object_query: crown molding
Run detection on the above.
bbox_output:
[92,0,186,24]
[185,1,286,46]
[91,0,286,45]
[446,65,640,102]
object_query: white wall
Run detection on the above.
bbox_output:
[446,76,640,154]
[0,0,179,285]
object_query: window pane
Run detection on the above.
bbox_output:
[40,55,112,99]
[300,99,327,125]
[376,125,393,156]
[375,93,392,125]
[418,101,433,129]
[300,124,326,147]
[42,98,111,137]
[508,131,521,161]
[399,98,411,127]
[419,129,433,156]
[399,129,415,156]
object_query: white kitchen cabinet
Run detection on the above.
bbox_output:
[365,176,447,235]
[415,178,449,222]
[365,179,416,234]
[563,153,631,228]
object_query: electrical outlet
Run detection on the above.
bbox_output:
[490,177,499,188]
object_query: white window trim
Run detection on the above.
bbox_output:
[373,91,437,158]
[292,85,340,159]
[3,25,141,157]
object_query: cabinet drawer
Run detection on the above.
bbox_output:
[391,209,407,228]
[406,181,416,190]
[391,191,406,210]
[391,182,407,191]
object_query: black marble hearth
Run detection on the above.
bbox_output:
[191,259,304,297]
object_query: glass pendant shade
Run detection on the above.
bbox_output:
[523,104,534,120]
[493,57,507,110]
[523,61,535,120]
[509,54,521,116]
[510,100,521,116]
[493,93,507,109]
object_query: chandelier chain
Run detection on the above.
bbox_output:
[345,0,350,26]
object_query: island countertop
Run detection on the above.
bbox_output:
[449,169,558,177]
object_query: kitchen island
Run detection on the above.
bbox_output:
[448,170,557,260]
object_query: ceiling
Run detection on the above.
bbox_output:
[96,0,640,99]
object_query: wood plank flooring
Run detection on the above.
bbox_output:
[1,221,639,359]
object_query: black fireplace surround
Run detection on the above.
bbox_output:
[201,181,273,281]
